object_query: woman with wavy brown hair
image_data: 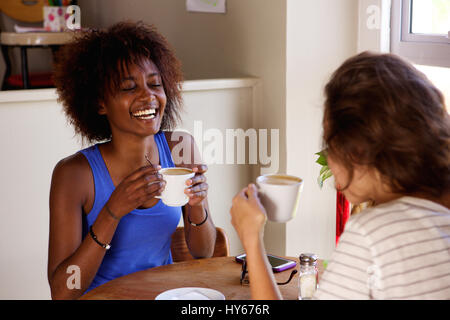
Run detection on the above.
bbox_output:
[48,21,216,299]
[230,52,450,300]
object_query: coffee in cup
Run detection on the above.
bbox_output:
[162,168,193,176]
[256,174,303,222]
[155,167,195,207]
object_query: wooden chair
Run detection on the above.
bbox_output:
[171,227,230,262]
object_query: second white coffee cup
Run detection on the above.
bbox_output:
[155,167,195,207]
[256,174,304,222]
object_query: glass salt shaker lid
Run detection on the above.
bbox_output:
[299,253,317,266]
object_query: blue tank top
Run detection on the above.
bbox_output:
[79,131,182,293]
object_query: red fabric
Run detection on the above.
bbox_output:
[5,72,54,88]
[336,191,350,245]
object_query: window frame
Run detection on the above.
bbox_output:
[391,0,450,68]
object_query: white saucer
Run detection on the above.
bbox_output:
[155,287,225,300]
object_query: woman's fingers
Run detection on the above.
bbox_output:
[246,184,264,207]
[186,173,206,186]
[231,185,266,220]
[185,167,208,206]
[107,165,164,217]
[135,180,165,201]
[185,182,208,195]
[125,164,161,182]
[233,187,249,203]
[188,191,207,200]
[192,164,208,174]
[186,164,208,185]
[184,166,208,202]
[145,180,165,195]
[230,185,267,247]
[125,171,164,193]
[246,184,258,199]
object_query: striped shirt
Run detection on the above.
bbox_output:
[314,196,450,300]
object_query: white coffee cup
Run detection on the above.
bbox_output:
[155,167,195,207]
[256,174,304,222]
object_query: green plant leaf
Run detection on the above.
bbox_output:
[317,176,323,189]
[317,168,332,189]
[316,149,332,189]
[315,151,328,166]
[320,169,333,182]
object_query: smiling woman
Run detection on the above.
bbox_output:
[53,21,183,142]
[48,21,217,300]
[97,59,168,140]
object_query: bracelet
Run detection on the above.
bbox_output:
[188,208,208,227]
[89,226,111,250]
[105,204,120,221]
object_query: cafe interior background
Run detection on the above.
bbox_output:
[0,0,448,299]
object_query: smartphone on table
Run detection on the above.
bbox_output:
[235,253,296,272]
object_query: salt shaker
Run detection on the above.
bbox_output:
[298,253,318,300]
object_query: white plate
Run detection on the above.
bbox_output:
[155,287,225,300]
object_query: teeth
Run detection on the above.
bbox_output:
[138,115,155,120]
[132,109,156,117]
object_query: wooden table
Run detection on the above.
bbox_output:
[80,256,324,300]
[0,32,75,89]
[0,32,74,46]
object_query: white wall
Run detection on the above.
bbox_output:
[0,91,81,299]
[175,78,261,257]
[357,0,391,53]
[285,0,358,260]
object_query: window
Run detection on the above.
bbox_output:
[391,0,450,67]
[416,64,450,112]
[410,0,450,36]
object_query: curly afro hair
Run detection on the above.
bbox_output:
[53,21,184,142]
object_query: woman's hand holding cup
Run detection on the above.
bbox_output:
[230,184,268,248]
[106,164,165,219]
[184,164,209,207]
[230,174,303,247]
